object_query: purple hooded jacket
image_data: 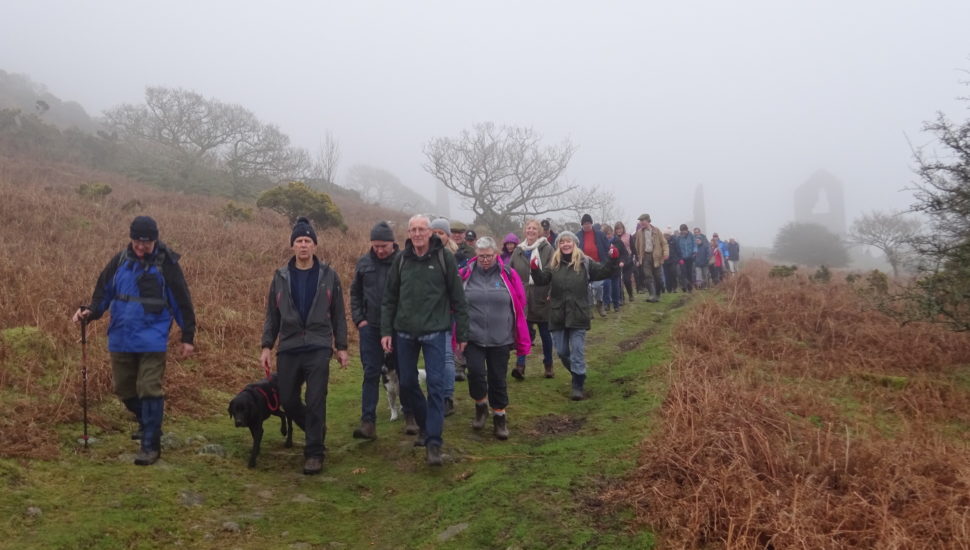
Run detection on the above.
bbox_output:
[457,256,531,357]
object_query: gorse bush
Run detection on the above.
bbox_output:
[76,181,112,200]
[257,181,346,232]
[216,201,254,223]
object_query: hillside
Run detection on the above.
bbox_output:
[0,70,97,132]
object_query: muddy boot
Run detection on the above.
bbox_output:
[426,443,443,466]
[413,429,428,447]
[647,294,659,303]
[404,413,419,435]
[543,361,554,379]
[596,301,606,318]
[471,402,489,430]
[492,414,509,440]
[444,397,456,417]
[352,420,377,440]
[570,373,587,401]
[455,364,467,382]
[303,456,323,475]
[511,363,525,380]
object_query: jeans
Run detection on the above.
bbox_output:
[396,330,448,447]
[444,330,455,399]
[465,343,511,410]
[550,328,587,375]
[277,348,332,458]
[357,324,385,423]
[590,280,604,304]
[602,278,613,307]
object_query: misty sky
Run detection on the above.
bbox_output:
[2,1,969,247]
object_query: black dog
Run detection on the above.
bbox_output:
[228,374,293,467]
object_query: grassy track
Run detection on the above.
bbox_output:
[1,294,689,550]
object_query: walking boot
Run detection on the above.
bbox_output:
[444,397,456,417]
[493,414,509,440]
[404,413,419,435]
[134,397,163,466]
[471,401,489,430]
[647,294,660,303]
[352,420,377,440]
[570,373,587,401]
[511,362,525,380]
[596,301,606,318]
[413,429,428,447]
[455,364,467,382]
[303,456,323,475]
[426,443,443,466]
[543,361,554,379]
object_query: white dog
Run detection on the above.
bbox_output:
[381,364,426,422]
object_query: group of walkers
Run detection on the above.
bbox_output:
[72,212,739,472]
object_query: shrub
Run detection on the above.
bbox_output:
[217,201,254,223]
[810,265,831,283]
[256,181,346,232]
[76,182,112,200]
[769,265,798,278]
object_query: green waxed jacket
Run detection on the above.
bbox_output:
[531,254,617,330]
[381,235,469,342]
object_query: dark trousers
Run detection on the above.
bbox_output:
[357,324,386,423]
[277,348,331,458]
[709,264,723,285]
[465,343,511,411]
[621,263,636,300]
[679,258,694,291]
[663,263,679,292]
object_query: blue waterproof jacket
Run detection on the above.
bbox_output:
[87,243,195,353]
[578,227,610,261]
[676,233,697,259]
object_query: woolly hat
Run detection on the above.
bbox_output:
[130,216,159,241]
[430,218,451,235]
[580,213,593,225]
[503,232,520,245]
[555,230,578,247]
[290,216,317,245]
[541,219,551,230]
[370,221,395,242]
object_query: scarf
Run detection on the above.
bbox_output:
[518,237,548,285]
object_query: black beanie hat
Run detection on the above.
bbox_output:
[581,213,593,225]
[370,221,395,242]
[290,216,317,245]
[130,216,159,241]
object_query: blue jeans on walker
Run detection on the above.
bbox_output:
[550,328,587,375]
[396,330,448,447]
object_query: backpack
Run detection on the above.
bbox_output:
[112,249,171,314]
[398,247,449,286]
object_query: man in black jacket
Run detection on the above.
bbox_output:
[260,217,349,475]
[349,221,400,440]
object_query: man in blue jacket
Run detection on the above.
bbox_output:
[676,224,697,292]
[73,216,196,466]
[261,217,349,475]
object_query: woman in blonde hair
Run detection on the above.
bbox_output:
[509,219,555,379]
[530,231,618,400]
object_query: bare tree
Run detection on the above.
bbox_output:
[848,210,920,277]
[316,131,341,185]
[423,122,609,233]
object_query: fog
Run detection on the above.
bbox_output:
[2,0,969,246]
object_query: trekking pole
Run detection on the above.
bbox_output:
[80,315,89,449]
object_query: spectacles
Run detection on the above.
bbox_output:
[477,254,496,261]
[408,227,430,234]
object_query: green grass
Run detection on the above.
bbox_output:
[0,294,690,550]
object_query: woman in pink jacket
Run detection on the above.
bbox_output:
[458,236,531,440]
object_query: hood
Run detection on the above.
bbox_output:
[503,233,520,245]
[404,233,444,259]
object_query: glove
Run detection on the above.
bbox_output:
[608,245,619,259]
[530,255,540,270]
[679,259,684,265]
